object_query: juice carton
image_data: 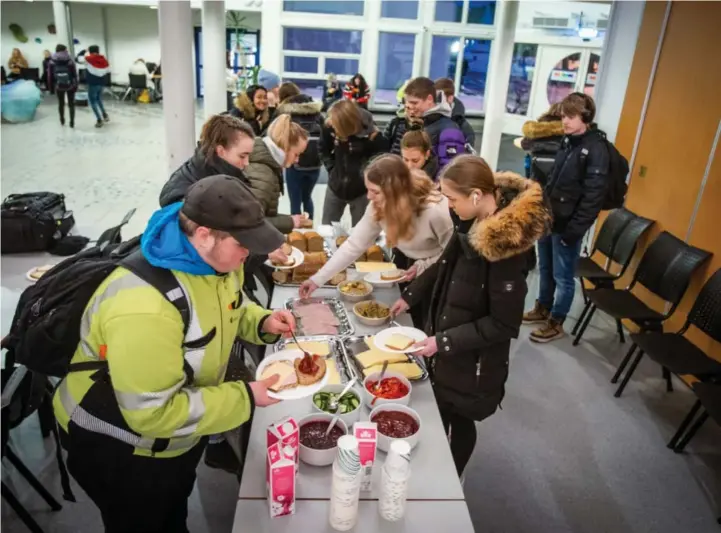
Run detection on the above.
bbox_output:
[267,416,299,485]
[267,442,296,518]
[353,421,378,492]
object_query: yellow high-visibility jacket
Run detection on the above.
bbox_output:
[53,264,274,458]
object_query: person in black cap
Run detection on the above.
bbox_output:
[53,175,296,533]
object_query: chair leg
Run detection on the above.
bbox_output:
[614,349,645,397]
[674,411,709,453]
[5,448,62,511]
[611,343,638,384]
[121,87,131,101]
[616,320,626,343]
[662,366,674,392]
[572,305,597,346]
[1,481,45,533]
[667,400,702,449]
[572,301,592,336]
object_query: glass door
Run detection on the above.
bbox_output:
[374,32,417,107]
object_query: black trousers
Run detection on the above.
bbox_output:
[62,424,208,533]
[56,89,75,125]
[438,402,477,477]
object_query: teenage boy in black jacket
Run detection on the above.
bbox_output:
[523,92,609,342]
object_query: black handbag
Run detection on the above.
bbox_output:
[1,192,75,254]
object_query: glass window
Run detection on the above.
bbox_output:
[547,52,581,105]
[467,1,496,24]
[506,43,537,115]
[284,56,318,74]
[284,28,363,54]
[381,0,418,19]
[376,32,415,106]
[283,77,326,101]
[429,35,461,81]
[283,1,364,16]
[435,0,464,23]
[326,58,359,76]
[458,38,491,113]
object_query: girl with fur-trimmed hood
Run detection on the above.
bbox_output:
[392,155,551,477]
[229,84,271,136]
[519,103,564,187]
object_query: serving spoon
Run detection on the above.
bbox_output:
[370,360,390,407]
[325,377,358,437]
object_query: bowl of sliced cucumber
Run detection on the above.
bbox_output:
[311,384,362,427]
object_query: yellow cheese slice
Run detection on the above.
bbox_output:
[326,359,341,385]
[367,362,423,380]
[356,348,408,369]
[354,261,397,273]
[285,341,331,356]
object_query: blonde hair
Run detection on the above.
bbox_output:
[365,154,441,246]
[267,114,309,152]
[439,155,495,196]
[326,100,362,140]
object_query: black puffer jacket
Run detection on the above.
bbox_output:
[159,148,250,206]
[520,119,564,187]
[545,127,609,243]
[275,95,324,170]
[319,108,388,201]
[403,173,550,421]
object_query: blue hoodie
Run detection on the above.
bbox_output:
[140,203,215,275]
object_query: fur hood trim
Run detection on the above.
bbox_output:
[522,120,564,140]
[469,172,551,262]
[234,92,269,124]
[277,98,322,116]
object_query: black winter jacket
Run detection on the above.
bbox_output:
[403,173,550,421]
[450,98,476,146]
[520,119,564,187]
[158,148,250,207]
[545,128,609,243]
[275,95,324,170]
[383,115,410,156]
[319,109,388,201]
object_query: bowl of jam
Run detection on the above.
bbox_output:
[369,404,421,452]
[298,413,349,466]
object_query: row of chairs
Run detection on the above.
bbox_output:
[572,208,721,480]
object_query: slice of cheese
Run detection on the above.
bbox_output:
[356,348,408,369]
[367,362,423,380]
[354,261,397,273]
[261,361,297,392]
[286,341,331,356]
[326,359,341,385]
[385,333,415,351]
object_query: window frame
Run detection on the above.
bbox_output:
[281,27,363,81]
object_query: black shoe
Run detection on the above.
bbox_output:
[95,120,103,128]
[60,117,65,126]
[103,114,110,123]
[204,440,241,475]
[69,122,74,128]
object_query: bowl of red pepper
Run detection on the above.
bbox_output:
[361,371,412,408]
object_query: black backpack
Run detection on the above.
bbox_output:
[2,236,190,379]
[293,114,322,170]
[580,132,629,210]
[54,61,73,91]
[1,192,75,254]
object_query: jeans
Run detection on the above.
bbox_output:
[537,233,583,321]
[286,167,320,219]
[321,187,368,226]
[88,84,107,121]
[56,89,75,125]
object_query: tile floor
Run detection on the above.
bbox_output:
[1,98,719,533]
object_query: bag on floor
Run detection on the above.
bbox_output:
[1,192,75,254]
[1,235,190,379]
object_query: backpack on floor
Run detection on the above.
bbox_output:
[434,120,470,167]
[1,192,75,254]
[54,62,73,91]
[1,235,190,379]
[580,131,629,210]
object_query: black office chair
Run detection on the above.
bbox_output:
[573,232,712,362]
[612,269,721,397]
[19,68,39,83]
[667,381,721,452]
[122,74,148,102]
[573,212,655,341]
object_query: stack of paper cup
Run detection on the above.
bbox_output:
[329,435,362,531]
[379,440,412,522]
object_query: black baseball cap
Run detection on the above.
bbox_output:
[181,175,284,254]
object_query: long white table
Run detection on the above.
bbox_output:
[233,283,474,532]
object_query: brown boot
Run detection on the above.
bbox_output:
[523,301,550,324]
[530,318,565,343]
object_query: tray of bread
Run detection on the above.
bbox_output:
[284,297,355,336]
[341,335,428,382]
[274,336,360,385]
[272,231,347,287]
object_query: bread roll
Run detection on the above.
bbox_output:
[272,270,289,284]
[304,251,327,265]
[336,236,348,248]
[357,251,367,262]
[328,271,347,286]
[366,245,384,262]
[288,231,306,252]
[305,231,324,253]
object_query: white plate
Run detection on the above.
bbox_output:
[373,327,428,354]
[25,265,55,283]
[364,271,403,286]
[255,349,329,400]
[264,246,304,270]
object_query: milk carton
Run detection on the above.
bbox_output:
[267,416,299,483]
[267,442,296,518]
[353,421,378,492]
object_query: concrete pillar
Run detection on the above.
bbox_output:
[52,1,71,50]
[479,0,520,170]
[158,0,196,173]
[202,0,228,119]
